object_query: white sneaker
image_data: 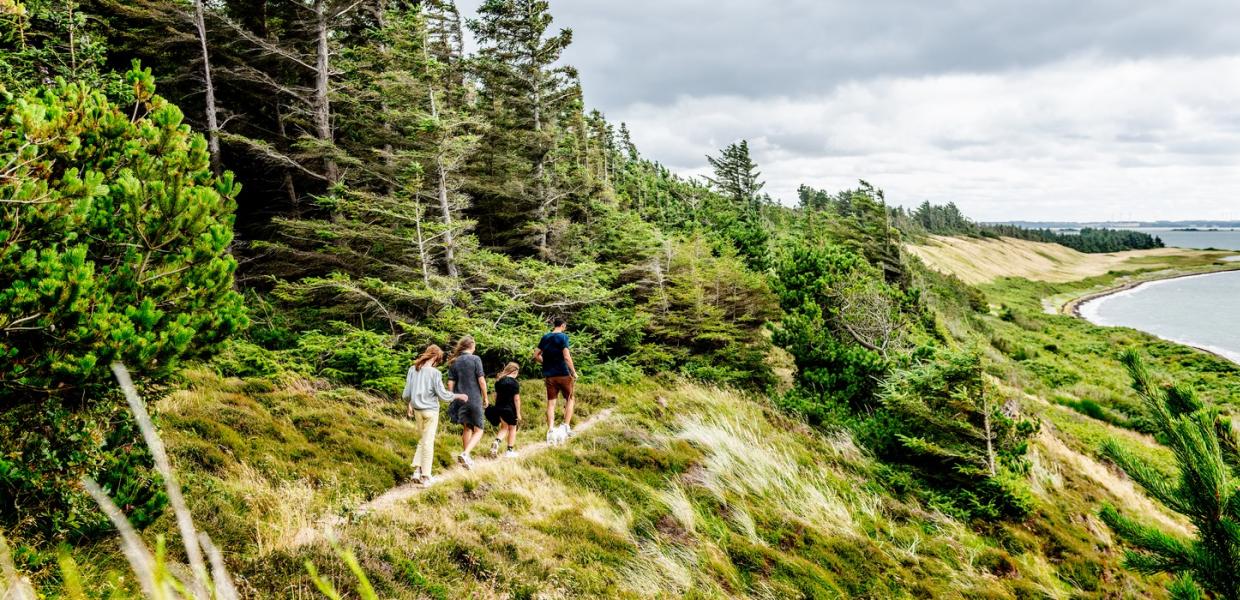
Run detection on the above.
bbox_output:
[419,475,436,487]
[462,454,475,469]
[504,449,517,459]
[488,438,501,458]
[410,466,422,482]
[563,423,573,437]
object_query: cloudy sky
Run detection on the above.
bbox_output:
[458,0,1240,221]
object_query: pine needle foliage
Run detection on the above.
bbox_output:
[1099,350,1240,599]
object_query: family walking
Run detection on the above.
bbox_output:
[399,319,578,487]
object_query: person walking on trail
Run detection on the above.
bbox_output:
[447,336,489,469]
[485,362,523,458]
[401,344,468,487]
[534,318,577,439]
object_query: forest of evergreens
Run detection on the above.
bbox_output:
[898,200,1165,253]
[1,1,1236,598]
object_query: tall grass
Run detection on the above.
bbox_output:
[0,364,371,599]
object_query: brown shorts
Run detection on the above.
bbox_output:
[545,375,574,402]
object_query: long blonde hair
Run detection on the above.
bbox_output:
[496,362,519,383]
[413,344,444,370]
[447,335,475,365]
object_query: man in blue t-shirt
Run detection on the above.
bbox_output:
[534,317,577,435]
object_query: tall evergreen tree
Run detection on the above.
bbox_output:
[467,0,578,257]
[705,140,770,270]
[705,139,763,209]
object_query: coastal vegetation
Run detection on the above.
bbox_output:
[2,0,1240,598]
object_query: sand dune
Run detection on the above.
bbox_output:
[907,235,1214,285]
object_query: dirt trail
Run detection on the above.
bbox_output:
[360,408,614,515]
[293,408,615,546]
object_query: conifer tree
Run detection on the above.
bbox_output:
[706,140,770,270]
[467,0,579,257]
[874,350,1036,520]
[705,140,764,209]
[1099,351,1240,599]
[0,66,245,537]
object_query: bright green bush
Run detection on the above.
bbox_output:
[0,66,245,538]
[771,242,891,412]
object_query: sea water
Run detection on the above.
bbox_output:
[1079,270,1240,363]
[1129,227,1240,251]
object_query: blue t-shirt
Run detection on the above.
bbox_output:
[538,332,571,377]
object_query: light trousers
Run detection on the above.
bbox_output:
[411,408,440,476]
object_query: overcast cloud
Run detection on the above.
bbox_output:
[457,0,1240,221]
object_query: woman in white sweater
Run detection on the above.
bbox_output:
[401,344,467,486]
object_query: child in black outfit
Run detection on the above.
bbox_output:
[486,362,522,458]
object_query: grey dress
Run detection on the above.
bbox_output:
[447,353,486,428]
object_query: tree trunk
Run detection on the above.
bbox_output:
[193,0,221,174]
[314,0,339,185]
[436,160,458,277]
[533,86,549,256]
[983,410,997,477]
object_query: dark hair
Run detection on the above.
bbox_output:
[552,317,566,328]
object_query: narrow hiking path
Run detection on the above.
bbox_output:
[361,407,614,515]
[292,407,616,547]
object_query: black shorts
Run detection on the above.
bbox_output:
[485,404,518,427]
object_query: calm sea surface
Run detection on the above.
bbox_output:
[1128,227,1240,251]
[1080,270,1240,363]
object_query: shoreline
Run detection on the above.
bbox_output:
[1063,264,1240,365]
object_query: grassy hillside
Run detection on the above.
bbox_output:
[908,235,1229,285]
[32,365,1190,598]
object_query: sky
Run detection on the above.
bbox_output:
[456,0,1240,222]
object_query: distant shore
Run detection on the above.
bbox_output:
[1065,265,1240,365]
[1061,268,1239,318]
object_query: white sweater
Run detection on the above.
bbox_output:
[402,365,456,411]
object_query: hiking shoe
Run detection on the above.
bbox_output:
[488,438,501,458]
[504,449,517,459]
[419,475,435,487]
[460,453,475,470]
[456,453,468,468]
[410,466,422,481]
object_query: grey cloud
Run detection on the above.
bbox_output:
[460,0,1240,111]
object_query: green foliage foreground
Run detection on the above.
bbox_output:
[0,67,245,538]
[1099,351,1240,599]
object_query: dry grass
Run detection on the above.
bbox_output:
[907,235,1217,285]
[1035,430,1190,538]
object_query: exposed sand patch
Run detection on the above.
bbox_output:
[907,235,1209,285]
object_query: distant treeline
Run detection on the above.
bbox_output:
[895,201,1164,253]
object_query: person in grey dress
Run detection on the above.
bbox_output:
[447,335,489,469]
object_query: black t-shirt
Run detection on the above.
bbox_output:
[538,332,571,377]
[495,376,519,409]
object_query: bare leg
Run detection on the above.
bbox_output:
[463,426,485,455]
[546,398,557,430]
[563,393,576,428]
[506,421,518,447]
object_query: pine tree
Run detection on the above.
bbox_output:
[705,139,764,209]
[467,0,579,257]
[1099,350,1240,599]
[705,140,770,270]
[875,349,1037,520]
[0,66,245,537]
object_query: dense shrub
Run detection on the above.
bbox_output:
[0,67,244,538]
[864,349,1037,520]
[772,242,895,411]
